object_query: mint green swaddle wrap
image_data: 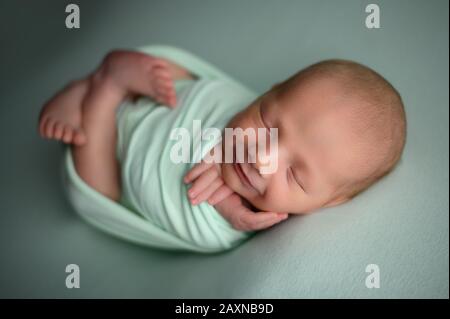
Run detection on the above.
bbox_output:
[62,45,257,253]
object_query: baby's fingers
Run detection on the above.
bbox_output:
[208,184,234,205]
[187,166,219,200]
[235,211,288,231]
[190,178,223,205]
[250,214,288,231]
[183,161,213,184]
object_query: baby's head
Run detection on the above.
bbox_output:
[221,59,407,214]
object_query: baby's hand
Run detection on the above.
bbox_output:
[183,150,289,231]
[213,193,289,232]
[183,160,233,206]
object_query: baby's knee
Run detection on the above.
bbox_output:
[102,50,127,66]
[103,50,150,69]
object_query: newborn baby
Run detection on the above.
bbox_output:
[38,46,406,251]
[185,56,407,223]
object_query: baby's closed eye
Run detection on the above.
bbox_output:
[287,166,306,192]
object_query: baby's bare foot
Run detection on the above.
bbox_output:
[102,50,178,107]
[38,79,88,145]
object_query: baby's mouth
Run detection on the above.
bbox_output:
[232,147,261,194]
[233,162,253,188]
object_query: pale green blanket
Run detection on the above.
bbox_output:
[63,45,257,253]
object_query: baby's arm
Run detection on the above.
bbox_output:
[183,154,289,231]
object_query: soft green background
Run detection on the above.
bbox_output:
[0,0,448,298]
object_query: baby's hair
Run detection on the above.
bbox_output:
[280,59,407,201]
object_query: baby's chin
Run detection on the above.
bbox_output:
[221,163,252,197]
[220,163,268,211]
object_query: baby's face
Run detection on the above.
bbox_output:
[221,78,364,214]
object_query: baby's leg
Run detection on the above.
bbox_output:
[38,50,194,145]
[39,50,185,200]
[102,50,177,107]
[72,70,124,201]
[73,52,184,201]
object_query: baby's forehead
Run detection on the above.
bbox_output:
[269,77,373,140]
[274,95,353,134]
[274,77,350,110]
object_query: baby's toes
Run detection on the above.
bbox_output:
[155,79,176,105]
[62,125,74,144]
[45,119,56,139]
[149,57,169,71]
[166,92,177,107]
[156,78,174,95]
[164,85,177,107]
[164,91,177,107]
[53,122,64,140]
[153,67,171,84]
[38,116,49,137]
[73,129,87,146]
[156,87,176,106]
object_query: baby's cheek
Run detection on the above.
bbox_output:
[260,186,289,211]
